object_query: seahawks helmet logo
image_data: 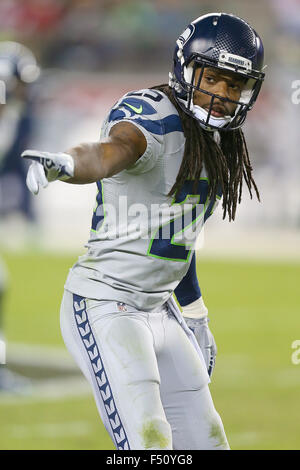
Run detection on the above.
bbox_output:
[178,24,195,47]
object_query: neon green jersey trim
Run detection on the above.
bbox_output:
[124,102,143,114]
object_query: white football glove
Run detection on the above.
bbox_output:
[182,298,217,377]
[21,150,74,195]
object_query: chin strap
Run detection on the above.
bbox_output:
[192,104,231,129]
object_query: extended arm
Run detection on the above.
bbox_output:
[67,122,147,183]
[22,121,147,193]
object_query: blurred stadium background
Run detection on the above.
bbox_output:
[0,0,299,450]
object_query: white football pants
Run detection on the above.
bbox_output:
[60,290,229,450]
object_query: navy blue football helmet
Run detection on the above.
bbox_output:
[169,13,265,131]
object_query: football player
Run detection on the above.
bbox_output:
[22,13,265,449]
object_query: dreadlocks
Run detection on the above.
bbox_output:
[151,84,260,221]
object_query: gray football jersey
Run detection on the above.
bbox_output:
[65,88,221,310]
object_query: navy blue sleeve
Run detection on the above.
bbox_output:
[174,253,201,307]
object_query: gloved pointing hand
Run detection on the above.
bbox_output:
[21,150,74,194]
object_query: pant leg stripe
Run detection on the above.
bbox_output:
[72,294,130,450]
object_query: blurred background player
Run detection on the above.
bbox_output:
[0,41,39,392]
[0,41,40,222]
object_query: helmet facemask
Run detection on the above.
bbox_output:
[171,51,264,132]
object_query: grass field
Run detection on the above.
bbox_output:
[1,251,300,450]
